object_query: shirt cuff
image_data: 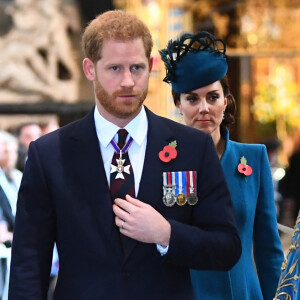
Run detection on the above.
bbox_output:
[156,244,169,256]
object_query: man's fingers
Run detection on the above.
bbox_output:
[125,194,143,207]
[114,196,142,213]
[115,216,126,229]
[113,203,129,221]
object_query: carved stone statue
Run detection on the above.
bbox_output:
[0,0,81,102]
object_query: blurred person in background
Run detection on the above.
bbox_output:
[0,131,19,219]
[40,116,60,136]
[15,122,42,172]
[0,205,13,300]
[0,131,22,200]
[264,138,285,221]
[0,132,15,300]
[278,128,300,225]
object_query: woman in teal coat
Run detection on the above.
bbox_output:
[160,31,284,300]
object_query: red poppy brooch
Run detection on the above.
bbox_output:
[237,156,253,176]
[159,141,177,163]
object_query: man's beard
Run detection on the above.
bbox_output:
[95,80,148,119]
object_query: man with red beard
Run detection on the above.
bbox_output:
[8,10,241,300]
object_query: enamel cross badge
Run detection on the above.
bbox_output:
[110,135,134,180]
[110,151,131,180]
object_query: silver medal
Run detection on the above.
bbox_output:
[163,192,176,207]
[187,193,198,205]
[163,184,176,207]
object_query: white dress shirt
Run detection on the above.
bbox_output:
[94,106,147,196]
[93,106,168,255]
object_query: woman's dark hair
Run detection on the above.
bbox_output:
[220,76,236,128]
[172,75,236,128]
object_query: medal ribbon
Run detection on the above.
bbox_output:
[163,172,169,196]
[164,171,196,197]
[171,172,176,195]
[163,172,167,187]
[175,171,186,195]
[163,172,172,186]
[186,171,197,195]
[110,136,134,154]
[163,172,176,195]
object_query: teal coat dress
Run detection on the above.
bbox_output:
[191,129,284,300]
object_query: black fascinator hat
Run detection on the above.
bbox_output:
[159,31,228,93]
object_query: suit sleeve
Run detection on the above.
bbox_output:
[9,142,55,300]
[166,134,241,271]
[253,146,284,299]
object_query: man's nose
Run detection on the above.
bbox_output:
[120,70,134,88]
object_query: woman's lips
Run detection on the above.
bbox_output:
[196,119,211,123]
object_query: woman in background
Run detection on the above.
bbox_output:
[160,31,284,300]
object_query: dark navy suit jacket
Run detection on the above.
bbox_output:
[9,107,241,300]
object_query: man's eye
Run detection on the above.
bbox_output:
[112,66,119,71]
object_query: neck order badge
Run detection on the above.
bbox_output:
[110,129,135,200]
[110,130,134,180]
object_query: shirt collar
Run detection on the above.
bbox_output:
[94,106,148,148]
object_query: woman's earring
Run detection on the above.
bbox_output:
[222,110,225,120]
[179,113,183,122]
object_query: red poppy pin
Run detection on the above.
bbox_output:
[237,156,252,176]
[159,141,177,163]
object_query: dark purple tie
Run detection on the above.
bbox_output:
[110,129,135,201]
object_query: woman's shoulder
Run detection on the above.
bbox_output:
[224,140,268,169]
[222,128,266,160]
[228,140,266,155]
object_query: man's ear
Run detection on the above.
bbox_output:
[149,57,153,73]
[82,58,95,81]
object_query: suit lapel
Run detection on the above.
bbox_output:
[67,111,123,258]
[138,108,176,207]
[122,107,176,262]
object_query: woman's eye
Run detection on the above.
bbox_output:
[209,94,219,101]
[186,96,197,102]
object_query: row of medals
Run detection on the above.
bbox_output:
[163,185,198,207]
